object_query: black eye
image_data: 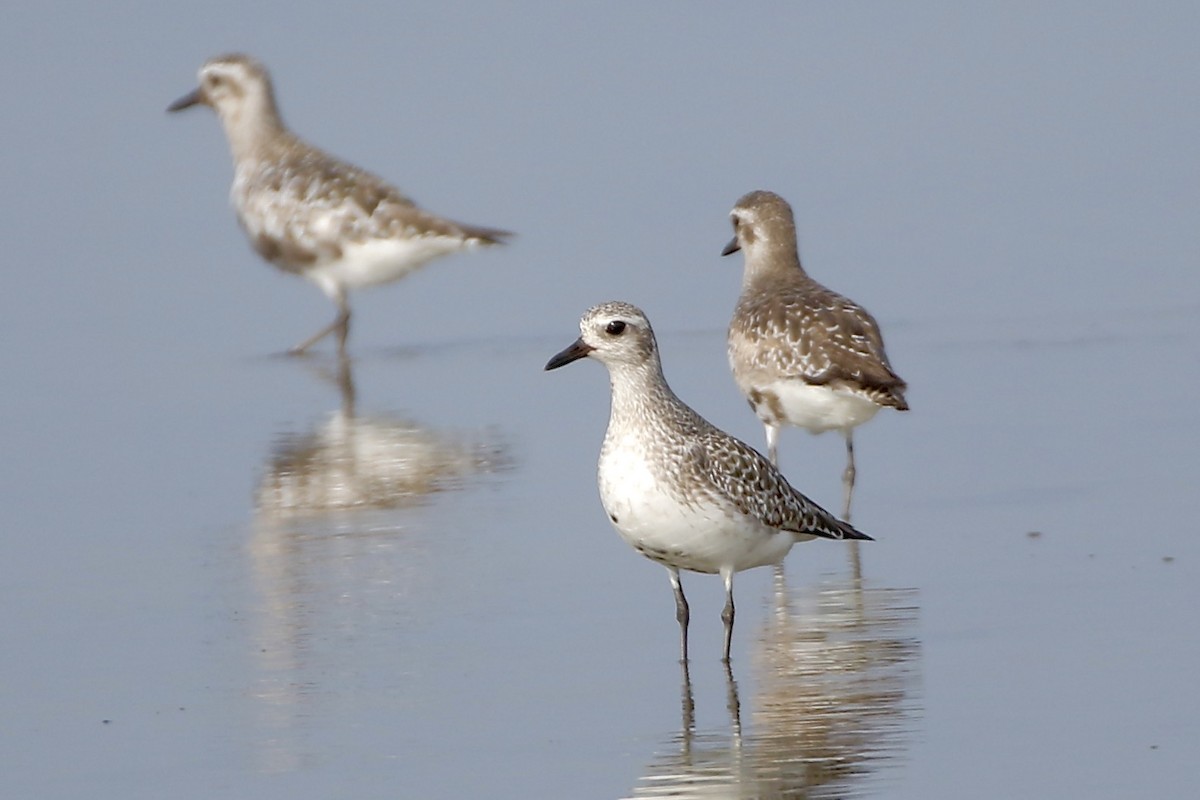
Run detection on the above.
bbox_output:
[606,320,626,336]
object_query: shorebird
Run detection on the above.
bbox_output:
[723,190,907,518]
[168,53,511,354]
[545,301,871,662]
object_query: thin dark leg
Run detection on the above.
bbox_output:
[720,569,735,663]
[668,567,689,663]
[291,292,351,355]
[842,430,857,522]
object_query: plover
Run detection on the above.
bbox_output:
[723,190,907,519]
[168,53,511,354]
[545,301,870,662]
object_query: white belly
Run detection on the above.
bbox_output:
[306,235,473,293]
[597,437,794,574]
[749,379,881,434]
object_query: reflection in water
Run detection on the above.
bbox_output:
[255,357,509,517]
[246,356,510,773]
[625,574,920,799]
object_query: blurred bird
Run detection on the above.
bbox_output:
[168,53,510,354]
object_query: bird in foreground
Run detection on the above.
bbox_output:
[168,53,511,355]
[723,190,907,519]
[545,301,871,662]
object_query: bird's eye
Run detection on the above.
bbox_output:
[606,320,626,336]
[207,74,223,87]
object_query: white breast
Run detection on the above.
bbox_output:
[598,433,793,574]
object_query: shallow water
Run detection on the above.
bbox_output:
[4,311,1197,798]
[623,577,922,800]
[2,3,1198,798]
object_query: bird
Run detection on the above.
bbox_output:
[723,190,907,520]
[167,53,511,355]
[545,301,871,662]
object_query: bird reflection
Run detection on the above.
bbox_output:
[625,576,920,799]
[255,356,509,516]
[246,355,509,773]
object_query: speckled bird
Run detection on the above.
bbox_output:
[168,53,510,354]
[723,190,907,519]
[545,301,870,662]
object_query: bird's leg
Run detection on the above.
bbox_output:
[720,568,735,663]
[289,320,338,355]
[290,290,350,355]
[668,567,690,664]
[761,423,793,579]
[764,423,788,581]
[842,430,857,522]
[764,423,781,467]
[333,292,351,357]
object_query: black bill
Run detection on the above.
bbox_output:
[166,88,204,113]
[544,338,594,371]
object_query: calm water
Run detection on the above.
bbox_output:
[4,312,1196,798]
[2,3,1197,798]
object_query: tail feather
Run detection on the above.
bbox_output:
[886,386,909,411]
[807,509,873,542]
[836,518,873,541]
[866,384,909,411]
[458,222,514,246]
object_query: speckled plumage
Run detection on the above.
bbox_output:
[169,53,510,353]
[545,301,869,661]
[723,190,907,517]
[729,289,906,413]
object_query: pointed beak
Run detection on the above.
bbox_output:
[721,236,741,256]
[544,337,594,371]
[167,88,205,113]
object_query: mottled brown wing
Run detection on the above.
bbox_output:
[684,431,868,541]
[245,148,509,260]
[734,286,907,408]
